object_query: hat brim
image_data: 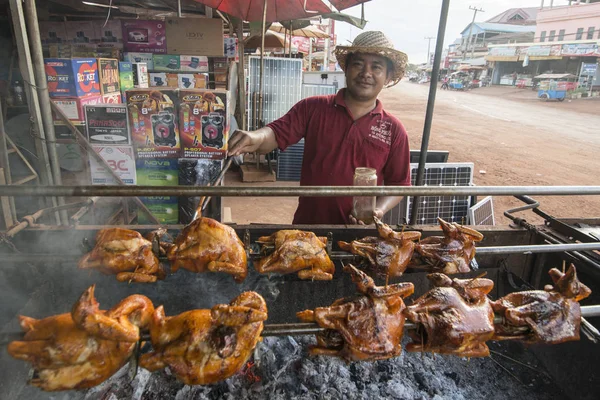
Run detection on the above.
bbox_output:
[334,46,408,87]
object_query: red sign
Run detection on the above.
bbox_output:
[292,36,311,53]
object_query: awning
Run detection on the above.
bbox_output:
[534,73,577,79]
[486,56,519,62]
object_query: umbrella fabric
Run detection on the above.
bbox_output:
[196,0,332,22]
[329,0,371,11]
[244,31,286,49]
[269,22,330,38]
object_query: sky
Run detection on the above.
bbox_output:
[334,0,570,64]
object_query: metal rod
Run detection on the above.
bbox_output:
[0,101,16,227]
[411,0,450,225]
[23,0,69,224]
[3,185,600,198]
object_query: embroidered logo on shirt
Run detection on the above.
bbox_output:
[369,119,392,146]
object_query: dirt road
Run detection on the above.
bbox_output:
[225,83,600,225]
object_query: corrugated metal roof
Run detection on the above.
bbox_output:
[461,22,536,36]
[486,7,539,24]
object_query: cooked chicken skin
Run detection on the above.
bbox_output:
[414,218,483,274]
[492,264,591,344]
[297,264,414,361]
[168,217,247,282]
[7,285,154,391]
[405,273,495,358]
[140,292,267,385]
[255,230,335,280]
[78,228,165,283]
[338,217,421,277]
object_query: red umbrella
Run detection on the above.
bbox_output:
[329,0,372,11]
[195,0,332,22]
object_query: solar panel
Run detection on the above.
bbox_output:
[468,196,495,225]
[301,84,336,98]
[382,162,474,225]
[277,139,305,181]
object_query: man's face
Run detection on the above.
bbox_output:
[345,53,391,102]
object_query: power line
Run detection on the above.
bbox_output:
[425,36,435,66]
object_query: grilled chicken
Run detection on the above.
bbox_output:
[338,217,421,277]
[297,264,414,361]
[140,292,267,385]
[168,217,247,282]
[255,230,335,280]
[7,285,154,391]
[413,218,483,274]
[492,264,591,344]
[78,228,165,283]
[405,273,495,357]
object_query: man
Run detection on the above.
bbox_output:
[229,31,411,225]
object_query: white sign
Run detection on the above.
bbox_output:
[90,145,136,185]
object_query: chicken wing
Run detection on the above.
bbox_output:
[492,264,591,344]
[168,217,247,282]
[140,292,267,385]
[7,285,154,391]
[413,218,483,274]
[255,230,335,280]
[297,264,414,361]
[78,228,165,283]
[338,217,421,277]
[404,273,495,357]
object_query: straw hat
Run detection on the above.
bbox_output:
[335,31,408,87]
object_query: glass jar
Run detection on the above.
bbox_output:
[352,167,377,224]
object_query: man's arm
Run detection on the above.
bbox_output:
[228,126,278,156]
[348,195,403,225]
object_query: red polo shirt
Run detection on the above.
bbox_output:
[267,89,411,224]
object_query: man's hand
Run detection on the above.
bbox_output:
[228,127,278,156]
[348,208,384,225]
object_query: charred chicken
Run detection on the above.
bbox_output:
[255,230,335,280]
[7,285,154,391]
[338,217,421,277]
[168,217,247,282]
[492,264,591,344]
[405,273,495,357]
[140,292,267,385]
[413,218,483,274]
[78,228,165,283]
[297,264,414,361]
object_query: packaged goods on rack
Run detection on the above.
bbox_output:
[94,20,123,49]
[102,93,122,104]
[153,54,181,71]
[119,62,134,93]
[44,58,100,98]
[53,122,85,141]
[124,52,154,70]
[132,63,149,88]
[136,158,179,224]
[179,89,229,159]
[65,21,97,45]
[149,73,178,88]
[97,58,120,95]
[39,21,67,46]
[51,95,103,123]
[138,196,179,224]
[165,17,224,56]
[178,158,223,223]
[177,73,208,89]
[85,104,130,145]
[126,89,181,159]
[122,20,167,54]
[89,145,136,185]
[180,55,209,72]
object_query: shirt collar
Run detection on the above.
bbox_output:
[334,88,383,116]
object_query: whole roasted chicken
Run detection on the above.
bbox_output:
[7,285,154,391]
[492,264,591,344]
[413,218,483,274]
[255,230,335,280]
[79,228,165,283]
[297,264,414,361]
[140,292,267,385]
[405,273,495,357]
[338,217,421,277]
[168,217,247,282]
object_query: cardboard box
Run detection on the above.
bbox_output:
[153,54,181,71]
[45,58,100,98]
[97,58,120,95]
[122,20,167,54]
[39,21,67,45]
[149,73,178,88]
[119,62,134,93]
[138,196,179,224]
[123,52,154,70]
[51,94,103,123]
[53,121,85,141]
[102,93,122,104]
[224,37,238,58]
[65,21,97,44]
[85,104,130,144]
[94,20,123,49]
[126,89,180,158]
[165,17,223,56]
[90,145,136,185]
[178,89,229,159]
[132,63,149,88]
[180,55,209,72]
[178,158,223,223]
[135,158,178,185]
[178,73,207,89]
